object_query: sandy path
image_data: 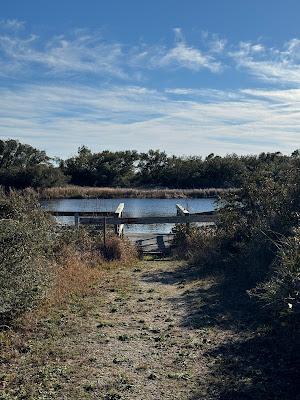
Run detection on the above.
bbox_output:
[1,260,249,400]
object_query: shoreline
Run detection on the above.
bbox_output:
[38,186,238,200]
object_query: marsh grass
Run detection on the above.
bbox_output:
[39,185,237,199]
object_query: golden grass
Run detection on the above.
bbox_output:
[15,256,102,329]
[39,185,237,199]
[47,256,102,307]
[37,239,138,316]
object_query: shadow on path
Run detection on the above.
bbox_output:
[143,262,300,400]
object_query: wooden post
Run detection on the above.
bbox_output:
[114,203,125,237]
[176,204,190,231]
[74,212,79,228]
[103,216,107,248]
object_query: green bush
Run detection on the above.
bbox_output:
[0,190,55,324]
[251,229,300,320]
[172,160,300,324]
[209,164,298,282]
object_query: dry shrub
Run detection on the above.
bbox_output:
[54,228,138,264]
[30,234,138,318]
[53,227,104,266]
[0,189,138,327]
[172,224,219,268]
[22,238,137,324]
[99,235,139,262]
[43,251,103,310]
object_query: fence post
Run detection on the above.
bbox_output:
[176,204,190,231]
[114,203,125,238]
[74,212,79,228]
[103,216,107,249]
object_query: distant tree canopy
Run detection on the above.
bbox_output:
[62,146,138,187]
[0,139,298,189]
[0,139,66,189]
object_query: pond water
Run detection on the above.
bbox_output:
[43,198,216,234]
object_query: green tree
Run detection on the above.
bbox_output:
[0,140,66,189]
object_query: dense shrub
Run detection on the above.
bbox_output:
[98,235,139,262]
[0,190,55,324]
[251,229,300,320]
[173,158,300,323]
[53,226,101,263]
[53,227,138,263]
[209,163,299,282]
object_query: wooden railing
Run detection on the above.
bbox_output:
[176,203,190,228]
[47,204,216,236]
[47,211,113,216]
[114,203,125,237]
[79,212,215,225]
[176,204,190,216]
[47,210,115,228]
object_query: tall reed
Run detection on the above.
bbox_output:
[39,185,238,199]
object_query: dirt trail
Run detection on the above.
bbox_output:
[3,259,295,400]
[79,259,234,400]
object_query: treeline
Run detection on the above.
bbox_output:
[1,139,300,189]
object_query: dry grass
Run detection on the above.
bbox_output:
[99,236,139,262]
[39,185,237,199]
[34,236,139,319]
[42,255,103,310]
[40,237,138,309]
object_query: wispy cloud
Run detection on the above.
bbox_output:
[0,23,224,79]
[0,19,25,31]
[202,31,227,54]
[1,83,300,157]
[1,20,300,156]
[3,20,300,86]
[0,29,127,79]
[147,28,222,72]
[230,39,300,85]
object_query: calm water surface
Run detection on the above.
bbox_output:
[43,198,216,234]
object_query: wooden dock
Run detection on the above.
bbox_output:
[127,233,174,255]
[47,203,216,255]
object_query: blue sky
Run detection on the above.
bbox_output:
[1,0,300,157]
